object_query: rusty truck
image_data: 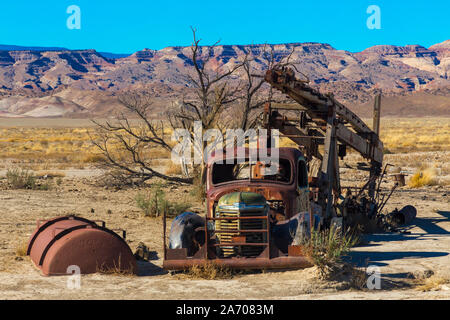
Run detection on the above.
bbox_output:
[163,67,394,271]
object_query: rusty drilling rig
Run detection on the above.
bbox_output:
[163,67,411,271]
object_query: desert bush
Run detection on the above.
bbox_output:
[15,241,28,257]
[408,167,437,188]
[6,168,35,189]
[135,183,191,217]
[302,225,359,279]
[96,256,135,276]
[6,168,52,190]
[189,174,206,202]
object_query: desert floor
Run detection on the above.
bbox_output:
[0,119,449,300]
[0,167,448,300]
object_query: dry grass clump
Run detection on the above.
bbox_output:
[408,167,438,188]
[96,257,136,277]
[15,241,28,257]
[412,270,450,292]
[179,262,234,280]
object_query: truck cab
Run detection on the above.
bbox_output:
[206,147,310,222]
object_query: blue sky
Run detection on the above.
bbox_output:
[0,0,448,53]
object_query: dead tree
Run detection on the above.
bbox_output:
[91,29,299,187]
[167,27,247,183]
[235,45,297,131]
[91,90,193,185]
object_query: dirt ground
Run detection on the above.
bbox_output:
[0,164,449,300]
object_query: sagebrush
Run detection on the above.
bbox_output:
[135,183,191,217]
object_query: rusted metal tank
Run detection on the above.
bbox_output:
[27,215,136,276]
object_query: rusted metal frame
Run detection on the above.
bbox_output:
[320,104,337,220]
[378,183,398,214]
[266,69,372,135]
[280,134,325,140]
[332,99,372,134]
[375,163,393,203]
[266,69,383,169]
[373,93,381,136]
[270,103,308,111]
[333,138,341,195]
[335,123,383,164]
[271,117,322,160]
[272,117,313,150]
[369,93,383,199]
[289,82,373,135]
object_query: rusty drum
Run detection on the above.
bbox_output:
[27,215,136,276]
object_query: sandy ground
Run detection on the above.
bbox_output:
[0,167,449,300]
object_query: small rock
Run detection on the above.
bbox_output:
[90,208,95,214]
[423,269,434,279]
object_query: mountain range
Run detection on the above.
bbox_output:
[0,40,449,118]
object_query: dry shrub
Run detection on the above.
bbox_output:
[6,168,36,189]
[180,262,234,280]
[6,168,52,190]
[415,274,449,292]
[302,225,359,279]
[189,174,206,202]
[135,183,191,217]
[16,241,28,257]
[96,256,136,276]
[408,167,437,188]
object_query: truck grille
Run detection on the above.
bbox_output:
[215,207,267,258]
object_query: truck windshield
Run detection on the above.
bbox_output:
[211,158,292,184]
